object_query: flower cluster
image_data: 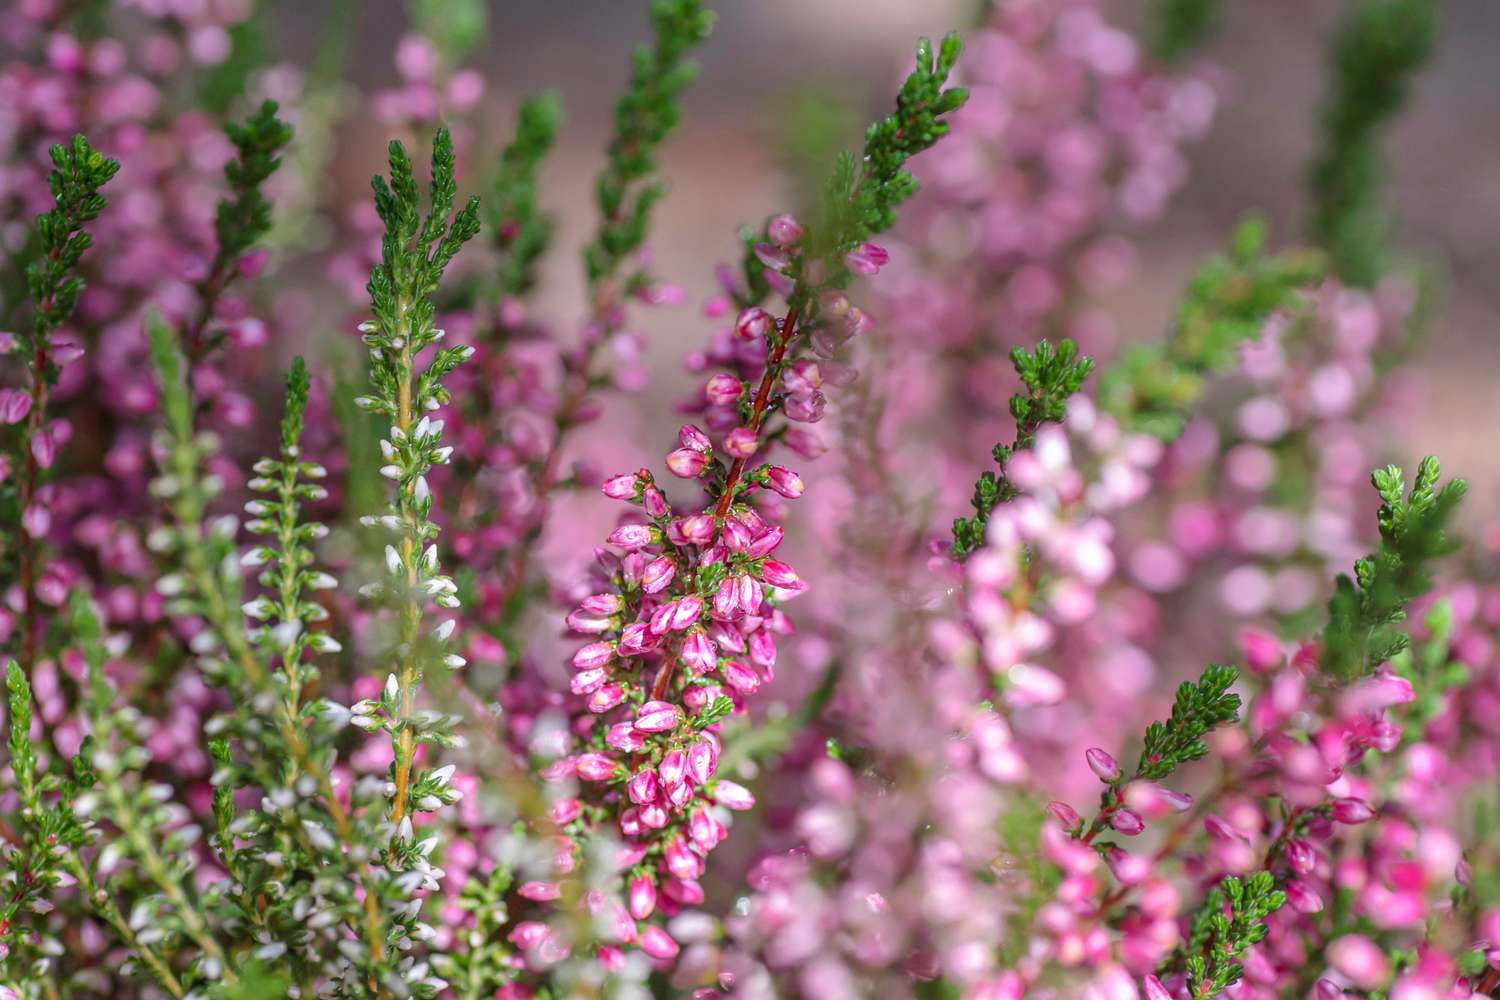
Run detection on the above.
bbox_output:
[4,1,1494,999]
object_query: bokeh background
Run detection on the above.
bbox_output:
[263,0,1500,517]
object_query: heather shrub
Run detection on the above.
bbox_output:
[3,1,1496,999]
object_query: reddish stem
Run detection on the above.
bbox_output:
[712,305,800,522]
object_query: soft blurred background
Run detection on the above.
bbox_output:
[266,0,1500,513]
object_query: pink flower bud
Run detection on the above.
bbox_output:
[607,523,655,550]
[509,921,551,949]
[21,504,51,539]
[1285,878,1324,914]
[686,740,717,784]
[1142,976,1172,1000]
[844,241,889,276]
[723,426,758,459]
[758,559,804,591]
[678,424,713,453]
[641,556,677,594]
[629,875,657,920]
[1110,808,1145,836]
[783,390,826,423]
[711,577,740,619]
[689,807,725,851]
[657,750,686,789]
[664,835,703,879]
[606,722,645,752]
[764,466,804,499]
[714,780,755,810]
[767,214,803,246]
[602,473,640,500]
[627,768,659,805]
[1284,838,1317,874]
[1328,934,1389,989]
[720,659,759,693]
[518,881,561,901]
[575,753,618,782]
[681,630,717,675]
[573,641,614,671]
[704,373,742,406]
[588,683,626,713]
[678,515,716,544]
[666,448,707,478]
[1048,801,1083,830]
[1331,798,1375,824]
[747,525,785,557]
[735,307,772,340]
[638,925,679,961]
[0,389,31,424]
[1086,748,1121,782]
[753,244,790,273]
[635,701,683,733]
[570,668,606,695]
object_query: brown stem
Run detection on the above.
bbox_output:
[712,305,800,522]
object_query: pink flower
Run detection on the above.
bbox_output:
[638,925,679,961]
[629,875,657,920]
[764,466,804,499]
[735,306,772,340]
[1086,748,1121,782]
[844,241,889,276]
[704,373,743,406]
[0,389,32,424]
[767,214,803,246]
[714,780,755,810]
[635,701,683,733]
[666,448,708,478]
[723,426,758,459]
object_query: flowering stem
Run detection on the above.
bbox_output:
[712,305,800,522]
[65,851,186,1000]
[389,309,422,844]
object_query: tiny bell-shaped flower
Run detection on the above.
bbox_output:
[1085,748,1121,783]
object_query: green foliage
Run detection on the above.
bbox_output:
[951,338,1095,558]
[1097,217,1325,439]
[1151,0,1221,63]
[1182,872,1288,998]
[1389,600,1471,726]
[433,865,517,998]
[805,33,967,295]
[362,128,482,423]
[1320,456,1466,681]
[1136,664,1242,781]
[216,100,294,266]
[407,0,488,63]
[23,133,120,353]
[583,0,715,286]
[491,91,564,300]
[1308,0,1438,287]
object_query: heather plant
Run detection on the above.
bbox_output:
[2,1,1496,999]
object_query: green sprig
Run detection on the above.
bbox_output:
[1320,456,1465,681]
[806,32,967,295]
[23,134,119,347]
[951,338,1095,559]
[1181,872,1288,998]
[1097,216,1325,439]
[491,91,563,301]
[583,0,714,287]
[1136,664,1242,781]
[1308,0,1438,287]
